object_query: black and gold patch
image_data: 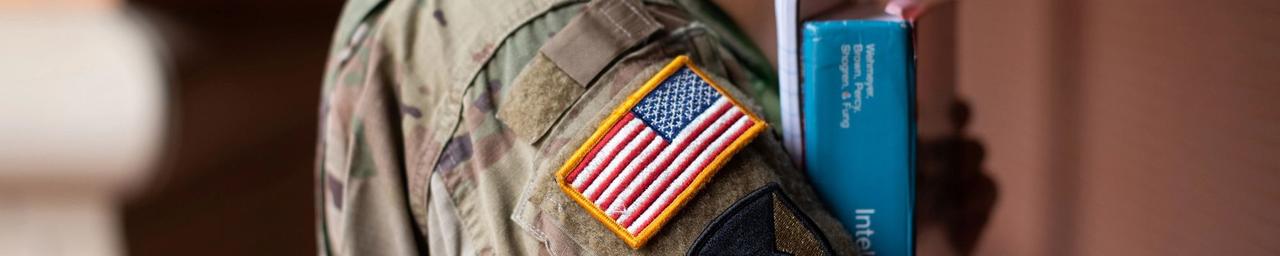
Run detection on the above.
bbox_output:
[688,183,835,256]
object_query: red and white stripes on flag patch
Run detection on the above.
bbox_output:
[565,98,753,233]
[555,56,766,249]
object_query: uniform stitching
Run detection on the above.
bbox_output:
[621,0,657,28]
[599,0,633,39]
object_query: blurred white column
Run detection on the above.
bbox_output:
[0,2,165,255]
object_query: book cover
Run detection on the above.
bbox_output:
[802,19,915,256]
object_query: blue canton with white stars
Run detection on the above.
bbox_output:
[631,67,723,140]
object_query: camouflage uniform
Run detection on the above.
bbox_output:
[317,0,857,255]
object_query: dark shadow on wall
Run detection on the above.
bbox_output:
[915,101,998,256]
[910,2,997,255]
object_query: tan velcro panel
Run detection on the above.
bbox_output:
[542,0,663,86]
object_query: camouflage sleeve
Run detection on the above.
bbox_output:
[316,0,859,255]
[316,1,420,255]
[506,54,859,255]
[501,1,859,254]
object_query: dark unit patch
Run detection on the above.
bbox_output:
[688,183,835,256]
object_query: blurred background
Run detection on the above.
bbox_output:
[0,0,1276,255]
[2,0,339,255]
[117,1,341,255]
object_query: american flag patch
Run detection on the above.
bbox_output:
[555,56,767,249]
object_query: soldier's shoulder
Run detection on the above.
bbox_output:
[502,0,857,254]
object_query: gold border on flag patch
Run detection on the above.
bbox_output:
[554,55,768,249]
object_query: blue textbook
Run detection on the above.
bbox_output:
[802,19,915,256]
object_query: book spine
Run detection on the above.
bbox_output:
[802,20,915,256]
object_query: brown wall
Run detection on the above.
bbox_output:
[959,0,1280,255]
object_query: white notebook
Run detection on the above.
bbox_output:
[774,0,804,168]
